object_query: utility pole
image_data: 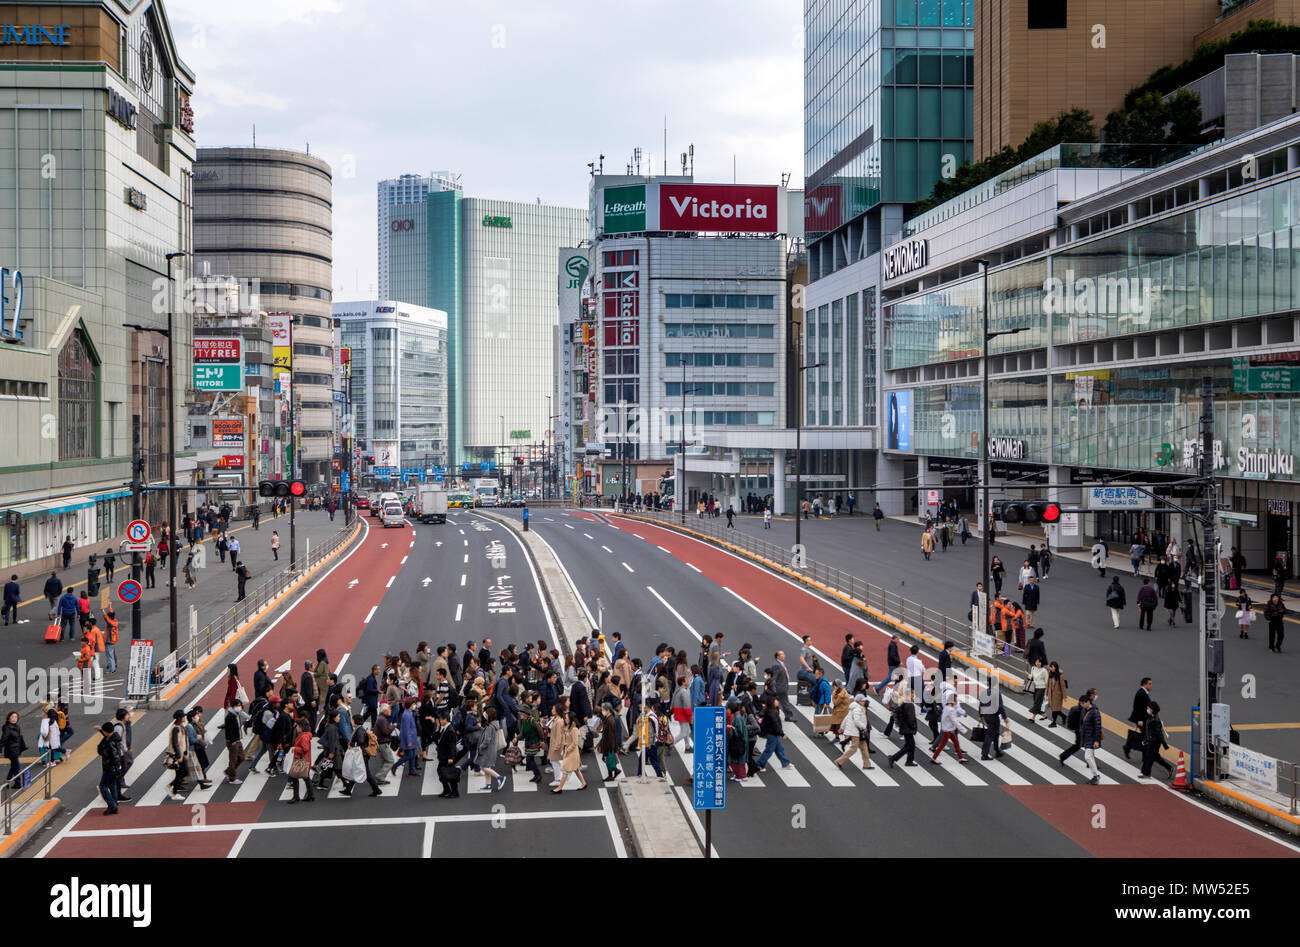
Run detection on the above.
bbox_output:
[130,414,143,640]
[164,250,187,655]
[1199,375,1221,779]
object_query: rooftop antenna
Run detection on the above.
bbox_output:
[781,171,791,187]
[689,144,694,177]
[588,161,595,177]
[252,123,256,147]
[599,154,605,174]
[680,151,687,175]
[663,116,667,175]
[733,154,736,183]
[634,146,642,176]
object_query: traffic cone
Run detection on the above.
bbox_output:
[1170,751,1190,791]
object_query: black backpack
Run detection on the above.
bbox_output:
[1066,705,1082,732]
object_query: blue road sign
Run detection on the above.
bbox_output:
[116,579,143,605]
[341,472,350,493]
[433,473,444,483]
[692,706,727,810]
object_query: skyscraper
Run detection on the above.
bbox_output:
[377,172,461,301]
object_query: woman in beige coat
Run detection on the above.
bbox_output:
[546,696,568,785]
[552,710,588,793]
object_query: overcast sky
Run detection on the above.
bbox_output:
[167,0,803,300]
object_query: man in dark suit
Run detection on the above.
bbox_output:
[569,668,593,721]
[875,634,902,696]
[253,659,272,701]
[937,640,954,684]
[446,644,462,690]
[769,650,796,722]
[1123,677,1153,760]
[478,637,494,675]
[979,683,1008,760]
[434,711,461,798]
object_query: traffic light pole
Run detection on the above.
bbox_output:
[130,413,143,640]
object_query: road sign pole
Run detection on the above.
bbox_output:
[705,809,712,859]
[131,414,143,640]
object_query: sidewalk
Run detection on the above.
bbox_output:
[0,508,347,726]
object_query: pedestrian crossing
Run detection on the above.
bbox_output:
[120,692,1151,808]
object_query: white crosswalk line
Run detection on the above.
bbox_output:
[232,760,274,802]
[510,768,538,792]
[863,701,943,785]
[136,769,175,806]
[1000,744,1074,784]
[792,706,895,786]
[927,745,987,784]
[421,757,444,795]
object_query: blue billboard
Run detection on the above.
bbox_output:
[887,390,911,452]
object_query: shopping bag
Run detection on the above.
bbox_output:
[341,746,366,783]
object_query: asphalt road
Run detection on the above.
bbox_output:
[634,509,1300,762]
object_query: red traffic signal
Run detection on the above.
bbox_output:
[289,480,306,497]
[1040,502,1062,523]
[259,479,308,499]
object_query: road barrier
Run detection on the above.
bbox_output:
[0,758,52,836]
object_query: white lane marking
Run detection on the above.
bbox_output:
[657,546,671,554]
[231,767,272,803]
[584,532,594,539]
[386,575,395,588]
[544,517,554,522]
[482,511,561,654]
[511,768,538,793]
[460,574,466,587]
[455,603,463,622]
[228,827,252,858]
[422,757,443,796]
[686,563,702,573]
[401,555,408,564]
[364,605,378,624]
[672,786,719,857]
[409,540,414,548]
[463,554,469,564]
[464,539,468,546]
[335,652,351,676]
[622,562,634,573]
[459,529,465,535]
[599,787,629,858]
[602,545,613,554]
[634,534,644,540]
[566,524,575,529]
[646,586,702,642]
[524,527,597,631]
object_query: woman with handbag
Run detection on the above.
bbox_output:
[38,704,61,766]
[518,691,545,783]
[476,707,506,792]
[1046,662,1067,727]
[551,710,588,793]
[341,722,381,797]
[223,663,247,709]
[285,718,315,803]
[546,696,568,786]
[1027,659,1050,722]
[1234,590,1254,639]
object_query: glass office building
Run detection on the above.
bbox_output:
[377,172,461,301]
[332,300,448,473]
[880,113,1300,571]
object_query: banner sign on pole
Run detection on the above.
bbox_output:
[692,706,727,811]
[126,639,154,698]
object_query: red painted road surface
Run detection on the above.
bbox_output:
[616,516,1299,858]
[48,802,266,858]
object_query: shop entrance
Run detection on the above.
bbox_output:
[1267,505,1292,579]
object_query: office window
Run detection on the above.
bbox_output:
[666,294,681,308]
[1027,0,1066,29]
[58,331,98,460]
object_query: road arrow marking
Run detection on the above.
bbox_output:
[348,579,359,589]
[275,660,291,673]
[381,543,389,548]
[435,541,443,547]
[422,577,433,587]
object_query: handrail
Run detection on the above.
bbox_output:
[615,507,1030,684]
[1,757,53,835]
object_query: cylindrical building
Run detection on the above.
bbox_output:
[194,147,335,485]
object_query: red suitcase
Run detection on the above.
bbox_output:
[44,624,60,643]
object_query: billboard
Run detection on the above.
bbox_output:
[267,313,292,371]
[602,185,646,234]
[659,183,780,233]
[558,247,586,326]
[212,417,245,450]
[886,390,911,452]
[193,336,243,391]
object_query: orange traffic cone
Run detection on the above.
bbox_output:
[1170,751,1190,791]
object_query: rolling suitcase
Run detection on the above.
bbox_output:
[44,624,60,643]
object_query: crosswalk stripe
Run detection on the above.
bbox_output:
[862,700,943,785]
[137,770,174,807]
[422,757,443,795]
[792,707,897,787]
[926,744,986,784]
[232,764,272,803]
[511,768,538,792]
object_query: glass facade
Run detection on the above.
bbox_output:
[804,288,878,427]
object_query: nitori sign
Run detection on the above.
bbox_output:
[659,184,779,233]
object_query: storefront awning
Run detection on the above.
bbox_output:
[4,487,131,518]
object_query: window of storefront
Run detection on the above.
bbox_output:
[58,331,98,460]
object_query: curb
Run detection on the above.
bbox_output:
[1195,778,1300,838]
[0,797,60,857]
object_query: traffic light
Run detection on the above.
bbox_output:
[364,455,375,465]
[259,479,307,499]
[1038,502,1062,523]
[87,566,101,596]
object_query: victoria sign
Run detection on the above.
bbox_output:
[659,184,779,233]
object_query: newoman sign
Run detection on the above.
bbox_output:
[882,237,928,280]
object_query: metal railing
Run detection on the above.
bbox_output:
[1,758,53,835]
[616,507,1030,684]
[146,521,360,699]
[1210,741,1299,815]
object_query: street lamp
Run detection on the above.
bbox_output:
[794,358,826,552]
[978,258,1030,642]
[679,362,704,523]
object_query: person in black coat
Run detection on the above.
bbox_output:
[1123,677,1153,759]
[937,640,953,684]
[253,659,272,701]
[888,697,918,767]
[434,712,460,798]
[1025,628,1048,669]
[978,684,1007,760]
[1139,700,1174,779]
[569,669,593,721]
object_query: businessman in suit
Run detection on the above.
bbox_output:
[1123,677,1153,760]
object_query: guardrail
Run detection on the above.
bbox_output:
[146,522,358,700]
[0,758,53,835]
[616,507,1030,684]
[1211,741,1299,815]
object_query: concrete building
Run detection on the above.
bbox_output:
[0,0,196,569]
[376,171,460,303]
[331,299,449,482]
[880,111,1300,574]
[194,147,335,486]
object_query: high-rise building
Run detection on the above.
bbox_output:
[801,0,974,511]
[376,172,460,301]
[378,182,586,468]
[332,300,449,479]
[194,147,335,486]
[0,0,197,568]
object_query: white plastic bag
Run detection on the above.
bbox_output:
[342,745,366,783]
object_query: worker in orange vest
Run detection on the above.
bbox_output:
[77,633,95,698]
[103,607,119,674]
[988,593,1007,640]
[85,619,105,681]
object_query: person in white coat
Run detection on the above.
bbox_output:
[38,705,62,764]
[930,693,969,764]
[833,694,874,769]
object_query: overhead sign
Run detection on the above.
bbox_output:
[659,183,779,233]
[193,337,243,391]
[1217,510,1258,527]
[1233,358,1300,393]
[882,236,929,280]
[691,706,727,811]
[125,639,154,699]
[1084,485,1153,510]
[602,184,646,234]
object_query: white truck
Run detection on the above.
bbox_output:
[418,484,448,524]
[471,478,500,507]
